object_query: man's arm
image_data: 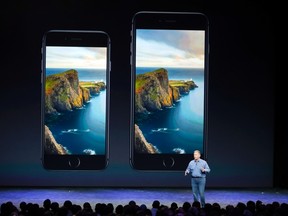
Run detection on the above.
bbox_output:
[184,162,191,176]
[201,161,211,173]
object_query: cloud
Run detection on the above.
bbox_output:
[46,47,107,69]
[136,30,205,68]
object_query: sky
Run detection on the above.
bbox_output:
[46,47,107,69]
[136,30,205,68]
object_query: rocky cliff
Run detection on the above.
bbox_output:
[45,69,105,114]
[134,124,159,153]
[135,68,175,114]
[135,68,197,114]
[44,125,68,154]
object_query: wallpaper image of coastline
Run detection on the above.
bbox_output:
[44,47,107,155]
[134,30,205,154]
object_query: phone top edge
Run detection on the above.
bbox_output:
[132,11,209,22]
[132,11,209,31]
[43,30,110,47]
[133,11,207,15]
[44,29,110,33]
[42,30,111,39]
[43,30,111,39]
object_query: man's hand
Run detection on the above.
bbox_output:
[184,170,189,176]
[201,167,205,172]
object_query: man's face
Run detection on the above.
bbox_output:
[194,151,200,160]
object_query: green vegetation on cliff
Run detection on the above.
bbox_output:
[79,81,106,95]
[46,69,78,95]
[45,69,106,114]
[136,68,167,94]
[169,80,198,94]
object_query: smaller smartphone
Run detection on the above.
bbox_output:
[41,30,110,170]
[130,11,209,170]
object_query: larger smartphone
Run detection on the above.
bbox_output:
[41,30,110,170]
[130,11,209,170]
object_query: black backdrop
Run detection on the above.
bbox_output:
[1,1,286,188]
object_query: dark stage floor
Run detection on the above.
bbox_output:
[0,187,287,210]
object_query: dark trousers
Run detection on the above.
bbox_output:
[191,177,206,207]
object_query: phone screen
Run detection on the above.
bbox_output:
[42,30,110,169]
[131,12,209,170]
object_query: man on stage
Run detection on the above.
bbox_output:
[185,150,211,208]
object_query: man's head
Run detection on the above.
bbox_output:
[194,150,201,160]
[152,200,160,208]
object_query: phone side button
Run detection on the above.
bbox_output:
[68,157,81,168]
[163,157,175,168]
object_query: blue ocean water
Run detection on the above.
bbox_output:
[135,67,205,154]
[45,68,106,155]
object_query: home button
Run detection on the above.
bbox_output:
[68,157,81,168]
[163,157,175,168]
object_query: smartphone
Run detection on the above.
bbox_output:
[41,30,110,170]
[130,11,209,170]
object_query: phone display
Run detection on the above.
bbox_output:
[130,12,209,170]
[41,30,110,170]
